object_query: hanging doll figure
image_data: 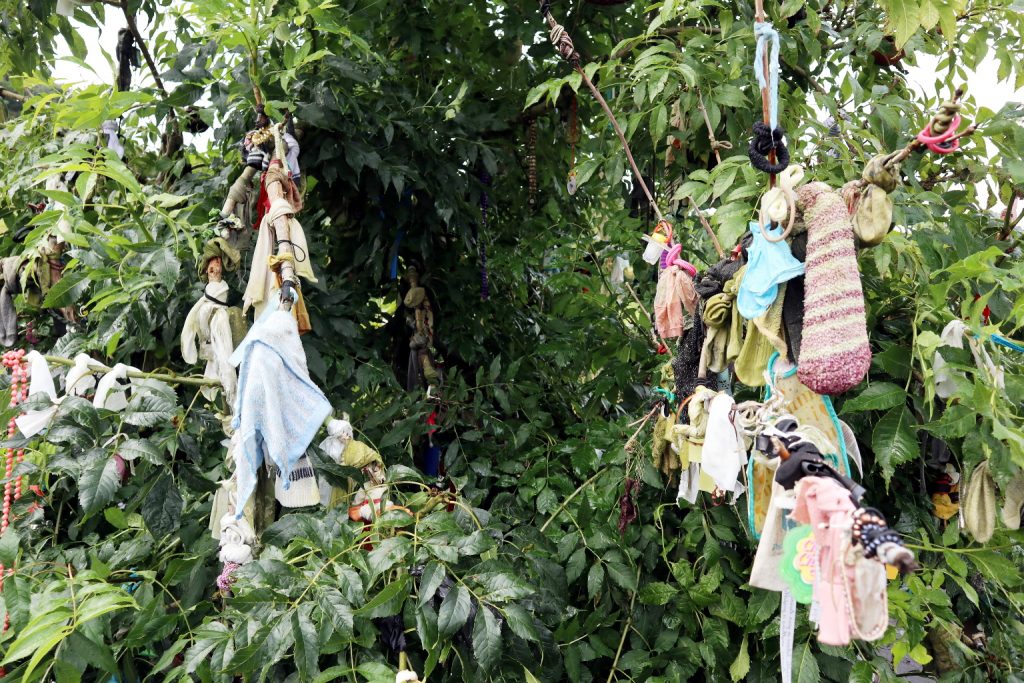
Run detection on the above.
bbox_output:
[404,266,441,390]
[181,239,246,406]
[341,440,410,521]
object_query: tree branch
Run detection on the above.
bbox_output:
[119,0,168,98]
[0,88,26,103]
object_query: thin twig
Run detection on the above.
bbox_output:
[689,198,725,257]
[43,355,221,388]
[605,564,642,683]
[575,64,663,222]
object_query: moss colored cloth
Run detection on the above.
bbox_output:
[734,279,787,387]
[200,237,242,280]
[699,267,745,377]
[964,460,996,543]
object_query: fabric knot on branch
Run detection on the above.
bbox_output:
[748,122,790,174]
[547,20,580,63]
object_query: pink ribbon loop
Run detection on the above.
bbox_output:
[916,114,962,154]
[663,243,697,278]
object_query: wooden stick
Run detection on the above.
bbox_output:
[753,0,777,189]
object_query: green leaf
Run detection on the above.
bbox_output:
[871,406,919,484]
[77,454,121,516]
[356,661,395,682]
[840,382,906,413]
[293,605,319,680]
[638,581,677,605]
[437,585,472,638]
[356,573,409,615]
[921,404,977,439]
[142,473,183,539]
[0,530,19,568]
[118,438,163,464]
[123,392,176,427]
[42,270,89,308]
[587,563,605,599]
[503,604,539,642]
[317,587,355,637]
[605,562,637,592]
[884,0,922,47]
[472,604,502,672]
[475,572,534,601]
[792,641,821,683]
[729,634,750,682]
[418,562,445,607]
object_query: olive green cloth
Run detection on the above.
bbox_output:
[964,460,996,543]
[734,280,788,387]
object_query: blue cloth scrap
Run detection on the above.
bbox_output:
[737,221,805,320]
[230,309,332,515]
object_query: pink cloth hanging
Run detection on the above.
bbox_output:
[654,265,699,339]
[789,476,857,646]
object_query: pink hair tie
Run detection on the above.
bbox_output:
[916,114,961,154]
[664,244,697,277]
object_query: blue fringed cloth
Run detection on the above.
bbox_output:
[229,309,331,515]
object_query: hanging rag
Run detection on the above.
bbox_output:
[735,282,788,386]
[15,351,58,437]
[789,476,858,646]
[243,197,316,321]
[229,309,332,515]
[282,132,302,180]
[654,264,699,339]
[200,238,241,280]
[673,315,716,399]
[737,221,805,320]
[275,454,321,507]
[652,410,681,476]
[181,279,239,405]
[963,460,996,543]
[93,363,132,411]
[699,268,744,376]
[750,482,796,591]
[100,120,125,159]
[700,393,746,496]
[0,256,23,347]
[64,353,99,397]
[842,155,897,247]
[765,353,851,476]
[318,418,353,504]
[795,182,871,395]
[933,320,1005,399]
[56,0,76,16]
[1001,470,1024,531]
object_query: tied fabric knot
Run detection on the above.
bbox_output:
[758,165,804,242]
[749,123,790,174]
[546,17,579,63]
[843,154,898,246]
[753,21,781,129]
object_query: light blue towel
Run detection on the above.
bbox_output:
[229,309,332,516]
[737,221,805,319]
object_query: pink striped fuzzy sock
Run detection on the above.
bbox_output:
[795,182,871,394]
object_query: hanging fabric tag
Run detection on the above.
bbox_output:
[780,589,797,683]
[566,172,578,195]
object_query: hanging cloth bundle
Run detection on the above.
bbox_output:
[842,155,898,246]
[243,197,316,332]
[794,183,871,395]
[229,309,332,514]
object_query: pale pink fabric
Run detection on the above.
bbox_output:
[790,476,857,646]
[654,266,698,339]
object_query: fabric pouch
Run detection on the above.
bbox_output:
[750,482,796,592]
